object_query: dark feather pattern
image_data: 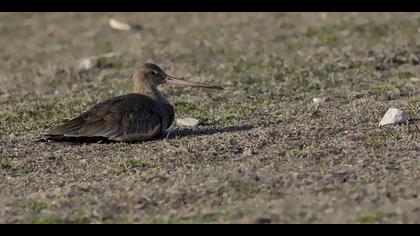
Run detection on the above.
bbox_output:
[43,93,174,142]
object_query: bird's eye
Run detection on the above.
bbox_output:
[149,71,156,75]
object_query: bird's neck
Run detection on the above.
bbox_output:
[133,83,169,104]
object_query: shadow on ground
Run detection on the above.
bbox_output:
[168,123,254,139]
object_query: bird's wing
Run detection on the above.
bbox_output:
[48,93,171,142]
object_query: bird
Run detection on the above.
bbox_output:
[40,63,223,143]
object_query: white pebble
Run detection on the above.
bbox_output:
[313,97,323,105]
[109,18,132,31]
[379,108,409,127]
[176,118,201,127]
[78,57,97,71]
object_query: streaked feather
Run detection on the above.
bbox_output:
[45,93,174,142]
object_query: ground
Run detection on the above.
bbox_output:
[0,13,420,223]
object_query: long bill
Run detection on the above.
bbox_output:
[165,75,223,90]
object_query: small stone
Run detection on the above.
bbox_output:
[78,57,98,71]
[176,118,201,127]
[313,97,323,105]
[109,18,132,31]
[109,18,142,31]
[379,108,409,127]
[78,52,119,71]
[410,77,420,82]
[313,96,332,106]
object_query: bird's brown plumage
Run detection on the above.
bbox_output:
[41,63,222,143]
[46,93,174,142]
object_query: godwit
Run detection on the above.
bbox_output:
[41,63,222,142]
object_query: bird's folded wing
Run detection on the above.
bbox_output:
[49,94,164,142]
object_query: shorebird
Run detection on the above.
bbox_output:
[41,63,223,143]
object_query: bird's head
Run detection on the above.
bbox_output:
[134,63,223,90]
